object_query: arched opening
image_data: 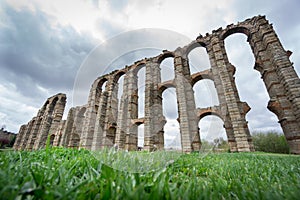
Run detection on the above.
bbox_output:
[49,97,59,116]
[107,126,116,145]
[49,134,55,146]
[138,124,144,148]
[117,74,125,110]
[193,79,219,108]
[162,87,181,150]
[95,78,108,114]
[110,72,125,123]
[199,115,227,150]
[40,100,49,115]
[224,33,283,134]
[101,81,107,91]
[188,46,211,74]
[160,57,175,82]
[137,67,146,118]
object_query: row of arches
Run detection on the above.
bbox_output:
[13,16,300,153]
[77,16,300,153]
[86,18,292,152]
[87,34,280,150]
[84,47,223,150]
[91,62,224,148]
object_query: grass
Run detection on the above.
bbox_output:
[0,147,299,200]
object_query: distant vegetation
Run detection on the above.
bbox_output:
[252,131,290,154]
[202,131,290,154]
[0,127,16,149]
[201,137,230,152]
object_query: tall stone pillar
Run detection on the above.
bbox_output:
[101,80,119,148]
[49,96,66,137]
[20,119,37,150]
[209,59,238,152]
[223,117,237,152]
[126,70,138,151]
[115,70,138,150]
[125,124,138,151]
[115,75,129,149]
[144,60,165,151]
[81,79,104,150]
[207,35,254,152]
[33,95,66,149]
[25,117,42,150]
[92,76,120,150]
[13,125,26,150]
[33,116,52,149]
[250,16,300,153]
[91,90,108,150]
[60,108,74,147]
[174,51,200,152]
[53,120,66,146]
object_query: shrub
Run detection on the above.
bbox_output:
[252,131,289,154]
[0,138,10,148]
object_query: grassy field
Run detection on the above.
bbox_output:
[0,148,299,200]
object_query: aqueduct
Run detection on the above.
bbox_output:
[14,15,300,153]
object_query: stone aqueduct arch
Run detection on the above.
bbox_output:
[14,16,300,153]
[13,93,66,150]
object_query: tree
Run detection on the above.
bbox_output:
[0,125,16,148]
[201,140,214,151]
[212,137,229,152]
[252,131,289,154]
[0,125,5,132]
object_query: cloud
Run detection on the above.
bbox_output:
[0,1,97,131]
[124,0,236,37]
[231,0,300,74]
[0,4,96,90]
[199,116,227,141]
[0,83,38,131]
[193,80,219,108]
[162,88,178,119]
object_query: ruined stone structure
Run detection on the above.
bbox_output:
[14,16,300,154]
[13,93,66,150]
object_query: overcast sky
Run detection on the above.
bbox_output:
[1,0,299,144]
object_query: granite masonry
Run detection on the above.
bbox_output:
[13,16,300,154]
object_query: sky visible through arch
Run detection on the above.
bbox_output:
[0,0,300,147]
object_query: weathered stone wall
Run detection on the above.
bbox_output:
[13,93,66,150]
[14,15,300,153]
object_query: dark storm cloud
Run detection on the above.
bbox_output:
[0,2,96,98]
[0,2,98,132]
